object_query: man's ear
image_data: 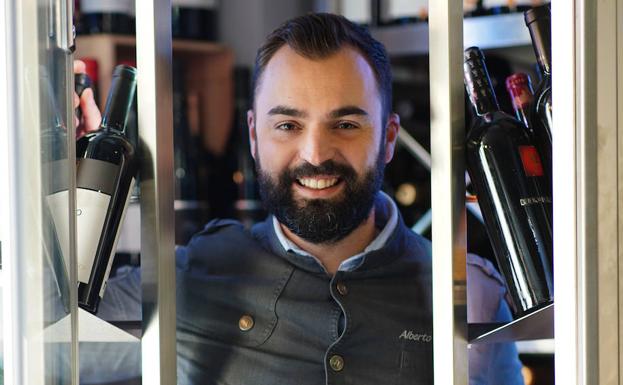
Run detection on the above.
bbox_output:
[247,109,257,160]
[384,113,400,164]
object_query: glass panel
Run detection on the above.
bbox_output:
[72,23,143,385]
[3,0,76,383]
[40,0,76,382]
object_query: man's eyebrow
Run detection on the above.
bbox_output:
[328,106,369,119]
[267,105,308,118]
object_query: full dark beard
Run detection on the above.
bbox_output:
[256,158,385,244]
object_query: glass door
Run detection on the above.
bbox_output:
[1,0,78,383]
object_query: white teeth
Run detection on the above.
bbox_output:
[298,177,338,189]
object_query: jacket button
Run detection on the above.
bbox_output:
[336,282,348,296]
[329,354,344,372]
[238,315,254,331]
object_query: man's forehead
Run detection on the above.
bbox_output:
[254,45,381,110]
[262,44,372,77]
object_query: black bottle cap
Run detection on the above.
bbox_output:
[101,64,137,133]
[113,64,137,80]
[464,46,484,62]
[463,47,499,116]
[524,4,551,26]
[74,73,92,97]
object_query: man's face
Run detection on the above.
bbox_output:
[248,45,399,243]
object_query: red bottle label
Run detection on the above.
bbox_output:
[519,145,544,177]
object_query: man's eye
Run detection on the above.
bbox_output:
[336,122,358,130]
[276,122,297,131]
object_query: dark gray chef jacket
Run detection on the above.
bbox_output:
[176,210,434,385]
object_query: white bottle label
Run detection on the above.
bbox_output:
[75,188,112,284]
[99,178,135,298]
[81,0,133,14]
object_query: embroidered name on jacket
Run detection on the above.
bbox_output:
[399,330,432,342]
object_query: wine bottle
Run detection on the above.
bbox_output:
[76,65,138,314]
[172,59,198,201]
[525,4,552,184]
[171,0,218,41]
[80,0,135,35]
[74,0,84,35]
[464,0,487,17]
[505,72,534,128]
[464,47,553,316]
[232,67,265,226]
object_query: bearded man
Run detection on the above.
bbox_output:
[77,12,523,385]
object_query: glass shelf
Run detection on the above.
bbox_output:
[371,13,532,56]
[468,303,554,344]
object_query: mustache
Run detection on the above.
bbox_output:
[286,160,357,180]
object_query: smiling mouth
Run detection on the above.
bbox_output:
[296,177,340,190]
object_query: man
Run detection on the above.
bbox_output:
[78,13,523,385]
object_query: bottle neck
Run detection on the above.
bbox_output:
[506,73,533,127]
[527,16,551,75]
[464,48,500,117]
[100,115,126,134]
[100,65,137,135]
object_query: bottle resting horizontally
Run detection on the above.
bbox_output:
[76,65,138,314]
[464,47,554,316]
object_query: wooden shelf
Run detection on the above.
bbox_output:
[75,34,234,156]
[77,34,229,53]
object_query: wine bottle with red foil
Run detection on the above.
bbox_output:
[76,65,138,314]
[525,4,552,182]
[464,47,553,316]
[505,73,534,129]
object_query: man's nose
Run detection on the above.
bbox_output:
[299,128,335,166]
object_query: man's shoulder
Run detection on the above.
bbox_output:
[196,218,245,235]
[177,219,257,268]
[395,222,432,262]
[175,217,278,271]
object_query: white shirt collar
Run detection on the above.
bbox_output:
[272,191,399,272]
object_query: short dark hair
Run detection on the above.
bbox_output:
[252,13,393,123]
